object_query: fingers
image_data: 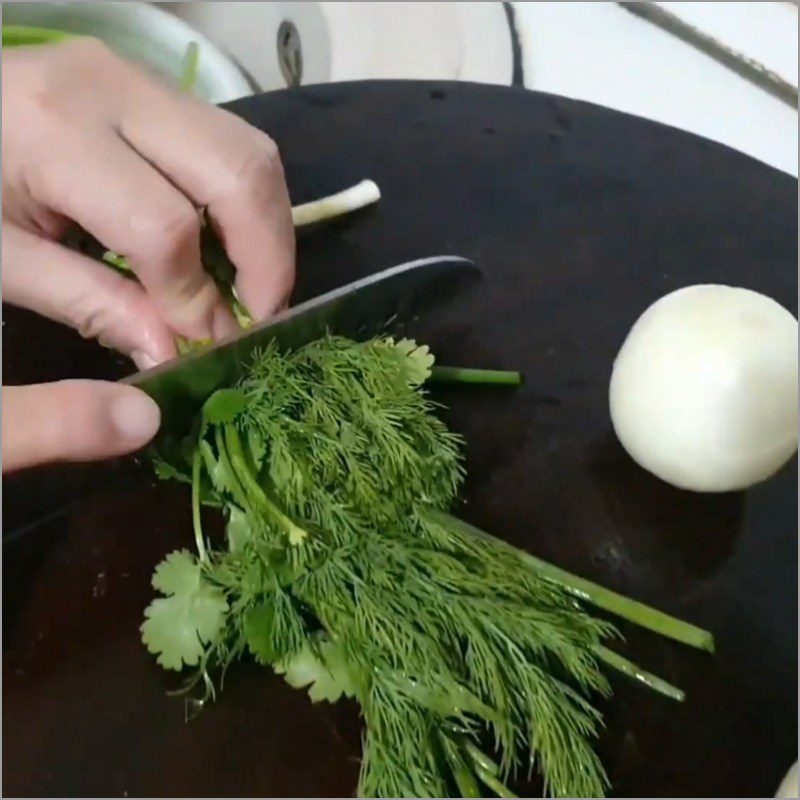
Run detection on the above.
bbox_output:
[23,128,236,340]
[118,87,296,319]
[2,381,160,473]
[6,37,294,343]
[2,225,176,369]
[205,151,295,319]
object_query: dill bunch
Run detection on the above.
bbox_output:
[142,335,713,798]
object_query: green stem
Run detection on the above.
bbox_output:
[428,511,715,653]
[224,426,308,545]
[101,250,133,274]
[214,428,250,511]
[191,449,209,562]
[430,366,522,386]
[2,24,74,47]
[179,41,200,94]
[475,765,517,798]
[440,735,481,798]
[459,739,517,797]
[595,645,685,702]
[461,741,500,776]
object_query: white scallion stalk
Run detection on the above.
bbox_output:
[291,179,381,227]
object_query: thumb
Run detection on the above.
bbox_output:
[2,381,161,473]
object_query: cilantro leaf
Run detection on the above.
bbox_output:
[199,439,236,497]
[151,549,203,594]
[226,505,251,552]
[153,458,191,484]
[247,426,267,471]
[390,338,435,386]
[274,637,356,704]
[141,550,228,671]
[202,388,249,426]
[244,601,279,664]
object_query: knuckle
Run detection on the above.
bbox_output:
[20,39,123,128]
[74,313,97,342]
[136,201,201,261]
[65,278,135,343]
[24,82,71,130]
[130,202,216,333]
[228,133,282,193]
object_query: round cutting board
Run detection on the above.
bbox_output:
[3,81,797,798]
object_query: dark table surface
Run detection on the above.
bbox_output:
[3,81,797,798]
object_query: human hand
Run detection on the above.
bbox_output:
[2,381,161,473]
[2,38,295,473]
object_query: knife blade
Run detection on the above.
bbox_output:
[122,255,480,437]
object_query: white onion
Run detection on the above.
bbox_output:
[776,761,798,798]
[609,284,798,492]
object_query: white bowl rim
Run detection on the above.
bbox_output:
[3,1,252,103]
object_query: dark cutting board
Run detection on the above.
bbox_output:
[3,81,797,798]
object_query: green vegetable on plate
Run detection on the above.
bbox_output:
[142,333,713,798]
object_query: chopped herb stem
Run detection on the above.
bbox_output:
[462,740,501,776]
[431,366,522,386]
[224,426,308,545]
[101,250,133,274]
[191,449,208,562]
[179,41,200,94]
[475,765,518,798]
[214,428,249,511]
[595,645,685,702]
[440,735,482,798]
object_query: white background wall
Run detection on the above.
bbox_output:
[164,1,798,176]
[514,1,798,176]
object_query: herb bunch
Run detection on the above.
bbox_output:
[143,335,713,798]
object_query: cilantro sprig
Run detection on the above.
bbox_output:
[141,549,227,671]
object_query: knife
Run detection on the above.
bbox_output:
[122,255,480,437]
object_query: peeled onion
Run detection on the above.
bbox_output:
[609,285,798,492]
[776,761,798,798]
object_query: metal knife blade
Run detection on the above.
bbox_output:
[122,255,480,437]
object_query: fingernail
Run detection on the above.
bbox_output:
[132,350,159,370]
[111,390,161,445]
[212,305,240,339]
